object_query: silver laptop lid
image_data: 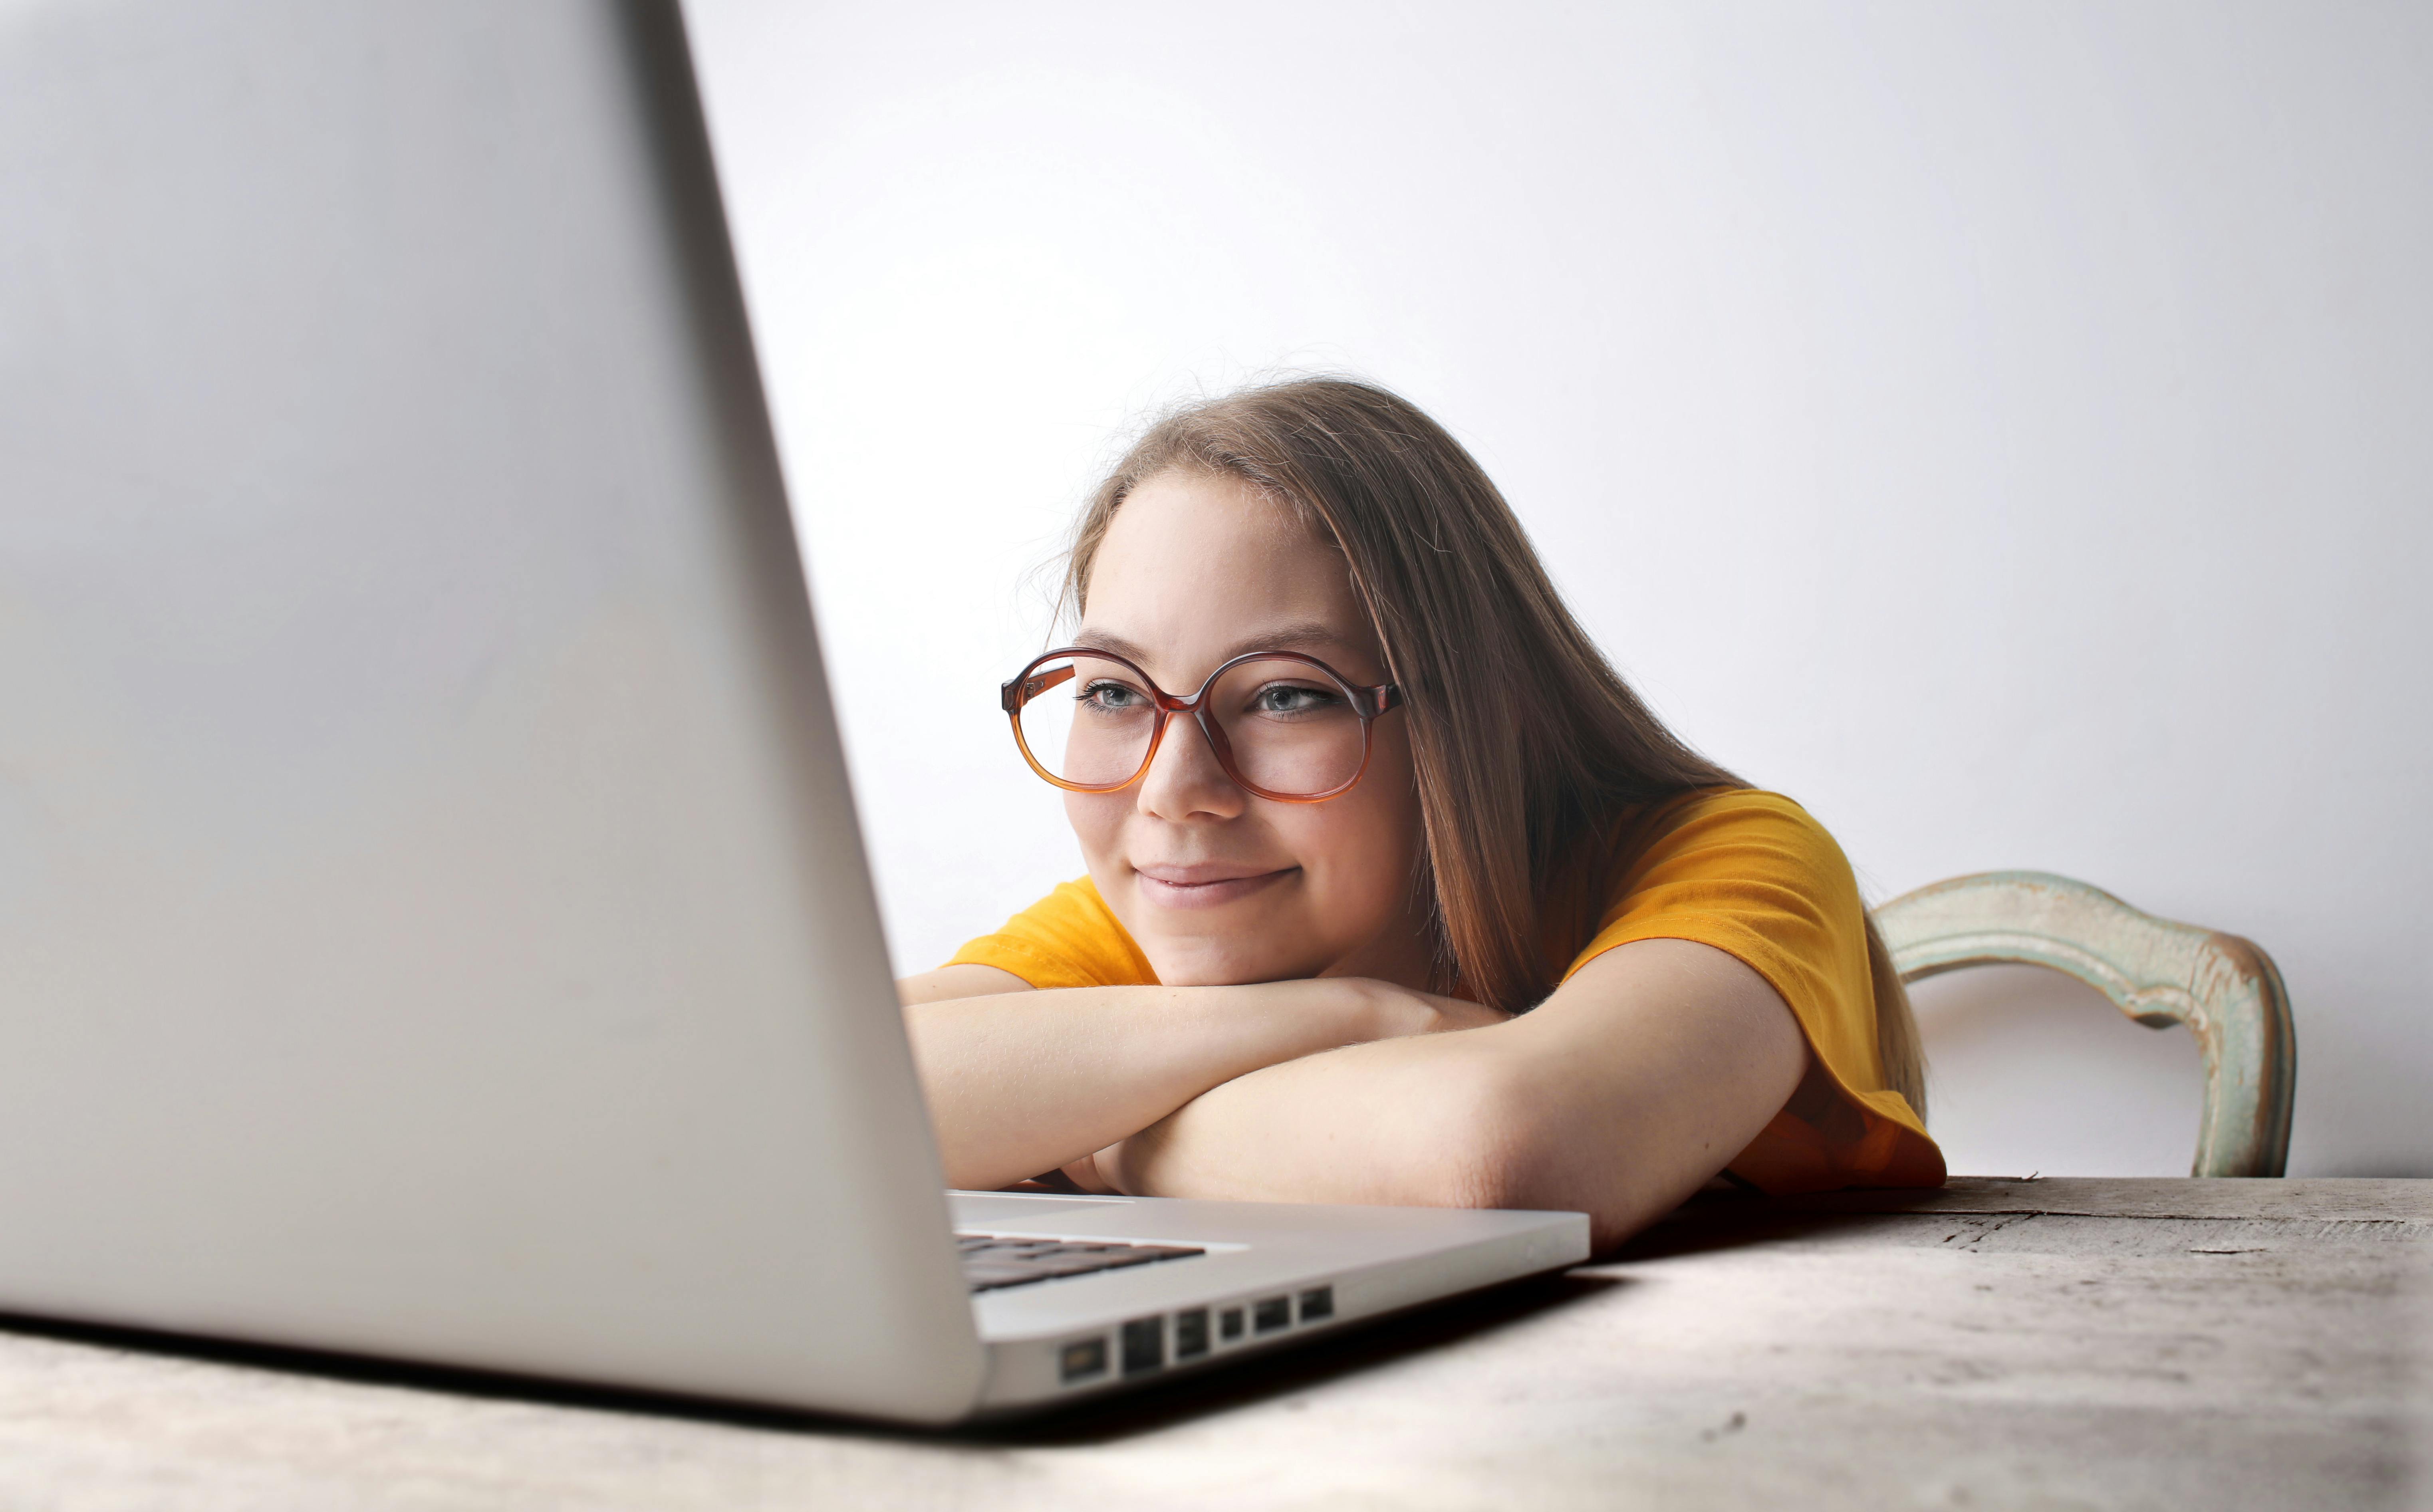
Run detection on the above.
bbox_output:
[0,0,983,1421]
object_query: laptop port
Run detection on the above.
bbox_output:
[1298,1286,1334,1322]
[1120,1316,1165,1375]
[1058,1336,1108,1383]
[1219,1306,1245,1342]
[1174,1307,1210,1359]
[1252,1296,1291,1333]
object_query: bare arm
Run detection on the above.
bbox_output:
[895,968,1502,1192]
[898,963,1037,1005]
[1084,939,1808,1251]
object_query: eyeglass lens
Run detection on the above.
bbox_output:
[1014,653,1367,796]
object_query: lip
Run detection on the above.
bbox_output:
[1132,863,1297,909]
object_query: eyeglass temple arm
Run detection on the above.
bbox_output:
[1367,684,1401,716]
[1000,663,1077,714]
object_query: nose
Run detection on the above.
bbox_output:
[1135,711,1245,821]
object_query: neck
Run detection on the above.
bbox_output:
[1318,897,1440,994]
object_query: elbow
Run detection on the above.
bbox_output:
[1417,1053,1663,1254]
[1410,1052,1566,1214]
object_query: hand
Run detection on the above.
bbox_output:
[1061,1145,1123,1194]
[1058,981,1505,1196]
[1340,977,1515,1040]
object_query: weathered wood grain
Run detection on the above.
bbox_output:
[1724,1174,2433,1223]
[0,1179,2420,1512]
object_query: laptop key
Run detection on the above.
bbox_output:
[953,1233,1208,1294]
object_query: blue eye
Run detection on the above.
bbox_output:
[1250,683,1340,716]
[1080,680,1147,712]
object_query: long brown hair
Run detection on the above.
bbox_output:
[1063,377,1926,1118]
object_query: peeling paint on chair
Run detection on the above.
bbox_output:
[1873,872,2296,1177]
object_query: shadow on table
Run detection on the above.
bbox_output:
[1604,1181,2039,1264]
[1610,1199,1900,1263]
[0,1270,1625,1448]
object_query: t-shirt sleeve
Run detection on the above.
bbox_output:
[945,877,1160,990]
[1563,790,1944,1194]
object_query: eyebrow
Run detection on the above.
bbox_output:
[1071,621,1369,667]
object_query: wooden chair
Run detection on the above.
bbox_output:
[1872,871,2297,1177]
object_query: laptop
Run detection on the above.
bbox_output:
[0,0,1588,1423]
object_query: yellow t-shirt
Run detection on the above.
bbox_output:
[947,788,1944,1194]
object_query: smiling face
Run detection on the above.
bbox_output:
[1063,468,1433,988]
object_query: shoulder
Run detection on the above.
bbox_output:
[1619,786,1848,868]
[1566,785,1864,987]
[1566,787,1941,1187]
[1601,788,1856,905]
[944,876,1160,990]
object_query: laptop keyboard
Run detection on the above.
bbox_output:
[957,1232,1206,1294]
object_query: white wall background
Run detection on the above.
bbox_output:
[685,2,2431,1179]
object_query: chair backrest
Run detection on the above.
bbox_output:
[1872,871,2296,1177]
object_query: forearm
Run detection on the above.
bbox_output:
[903,979,1391,1191]
[1094,1028,1527,1211]
[1097,941,1810,1250]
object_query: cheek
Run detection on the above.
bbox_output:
[1062,790,1127,861]
[1357,726,1424,853]
[1291,749,1424,891]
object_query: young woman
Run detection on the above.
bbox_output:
[897,379,1942,1250]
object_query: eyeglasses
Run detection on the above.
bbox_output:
[1001,647,1403,802]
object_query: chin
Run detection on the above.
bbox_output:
[1142,939,1322,989]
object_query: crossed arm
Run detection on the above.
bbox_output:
[897,939,1807,1251]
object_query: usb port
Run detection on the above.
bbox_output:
[1059,1336,1108,1383]
[1174,1308,1210,1359]
[1219,1306,1245,1342]
[1120,1316,1165,1375]
[1298,1286,1334,1322]
[1252,1295,1291,1333]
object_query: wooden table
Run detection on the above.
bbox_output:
[3,1178,2425,1510]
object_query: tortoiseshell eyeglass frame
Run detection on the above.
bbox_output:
[999,647,1403,803]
